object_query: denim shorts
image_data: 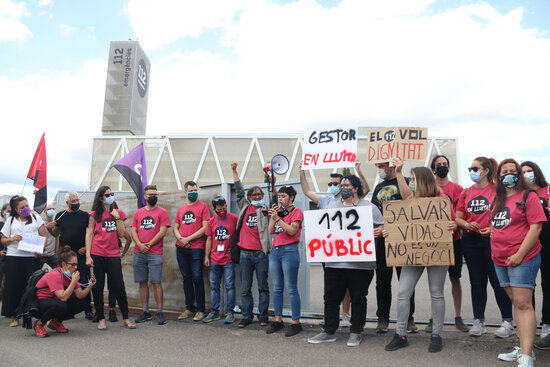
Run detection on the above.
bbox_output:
[494,252,541,290]
[133,252,163,283]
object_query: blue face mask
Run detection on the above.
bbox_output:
[409,181,416,193]
[105,196,114,205]
[470,171,481,183]
[329,185,340,196]
[46,209,55,218]
[524,171,535,184]
[63,269,72,279]
[251,199,264,207]
[4,213,9,221]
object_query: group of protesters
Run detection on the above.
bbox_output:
[0,156,548,366]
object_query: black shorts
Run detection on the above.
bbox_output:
[448,239,463,279]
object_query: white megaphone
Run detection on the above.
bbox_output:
[266,154,290,206]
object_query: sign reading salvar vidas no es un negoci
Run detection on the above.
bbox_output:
[367,127,428,164]
[383,197,454,267]
[304,206,376,263]
[302,128,357,169]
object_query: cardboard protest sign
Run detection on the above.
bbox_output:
[367,127,428,164]
[304,206,376,263]
[383,197,454,266]
[302,128,357,169]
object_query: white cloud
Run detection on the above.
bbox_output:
[0,0,32,41]
[59,23,76,37]
[38,0,51,7]
[0,60,107,195]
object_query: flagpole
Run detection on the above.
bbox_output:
[21,178,28,196]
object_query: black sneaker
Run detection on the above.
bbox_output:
[157,312,167,325]
[85,310,94,320]
[108,310,118,322]
[428,334,443,352]
[285,323,303,337]
[238,318,252,328]
[259,318,269,326]
[385,334,409,351]
[92,314,100,323]
[266,321,285,334]
[135,311,153,323]
[455,317,469,332]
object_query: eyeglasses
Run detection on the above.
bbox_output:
[104,193,115,197]
[66,262,78,267]
[213,196,226,202]
[327,182,340,187]
[468,167,480,172]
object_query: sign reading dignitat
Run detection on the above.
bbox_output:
[52,192,94,320]
[131,185,171,325]
[174,181,210,322]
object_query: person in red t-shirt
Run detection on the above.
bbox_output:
[521,160,550,349]
[491,159,547,364]
[85,186,136,330]
[174,180,210,321]
[266,185,304,337]
[455,157,513,338]
[131,185,171,325]
[203,196,238,324]
[430,154,468,332]
[34,246,96,337]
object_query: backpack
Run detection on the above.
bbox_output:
[16,268,49,329]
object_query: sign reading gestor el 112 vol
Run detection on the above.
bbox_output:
[367,127,428,164]
[302,128,357,169]
[304,206,376,263]
[383,197,454,267]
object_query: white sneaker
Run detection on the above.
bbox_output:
[542,323,550,339]
[346,332,362,347]
[341,313,351,328]
[517,354,534,367]
[495,320,514,338]
[469,319,487,337]
[497,347,536,362]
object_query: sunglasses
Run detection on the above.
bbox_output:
[468,167,480,172]
[213,196,226,202]
[327,182,340,187]
[104,193,115,197]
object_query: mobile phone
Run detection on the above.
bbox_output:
[262,209,269,216]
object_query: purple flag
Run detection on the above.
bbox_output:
[113,142,148,208]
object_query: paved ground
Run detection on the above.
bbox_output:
[0,311,549,367]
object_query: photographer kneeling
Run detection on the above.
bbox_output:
[34,246,96,337]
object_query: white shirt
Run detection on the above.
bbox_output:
[1,215,45,257]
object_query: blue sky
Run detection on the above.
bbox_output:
[1,0,550,202]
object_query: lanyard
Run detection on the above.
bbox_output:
[216,215,227,244]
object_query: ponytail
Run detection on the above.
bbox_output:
[474,156,498,186]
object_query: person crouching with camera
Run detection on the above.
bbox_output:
[34,245,96,337]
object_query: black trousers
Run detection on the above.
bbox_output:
[76,254,92,312]
[541,226,550,325]
[1,256,40,317]
[38,296,87,323]
[91,255,129,320]
[375,238,415,321]
[324,267,374,334]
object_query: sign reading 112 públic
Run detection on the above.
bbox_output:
[302,128,357,169]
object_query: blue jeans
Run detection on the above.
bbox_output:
[176,247,205,312]
[239,249,269,321]
[269,243,301,320]
[494,252,541,290]
[461,233,512,322]
[210,261,235,315]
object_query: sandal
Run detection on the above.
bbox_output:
[97,320,107,330]
[9,318,19,327]
[124,320,136,329]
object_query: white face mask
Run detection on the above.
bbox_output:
[378,168,387,180]
[524,171,536,184]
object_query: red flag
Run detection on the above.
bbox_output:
[27,133,47,213]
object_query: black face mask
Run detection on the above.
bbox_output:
[147,196,158,206]
[70,203,80,212]
[435,166,449,178]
